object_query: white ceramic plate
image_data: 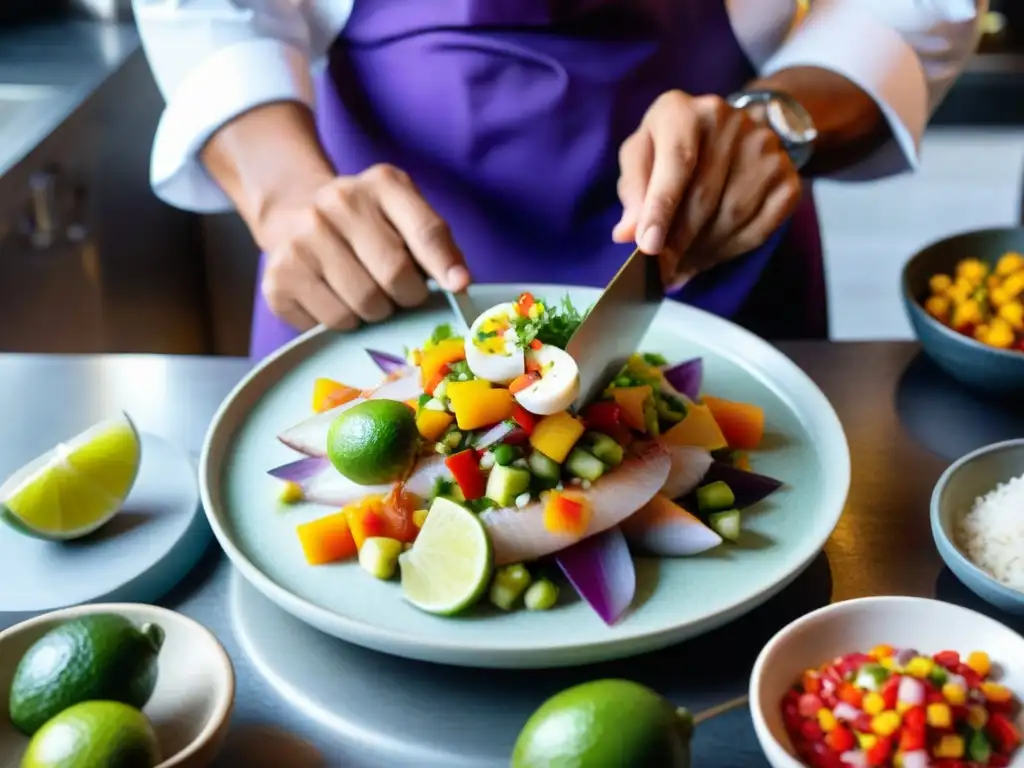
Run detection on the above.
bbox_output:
[200,285,850,668]
[0,603,234,768]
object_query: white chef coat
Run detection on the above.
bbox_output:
[132,0,986,213]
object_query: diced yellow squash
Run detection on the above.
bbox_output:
[529,411,585,463]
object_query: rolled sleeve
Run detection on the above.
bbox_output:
[758,0,984,181]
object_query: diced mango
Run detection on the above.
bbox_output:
[702,396,765,450]
[419,339,465,391]
[610,386,652,432]
[446,379,491,410]
[529,411,585,463]
[344,500,389,550]
[543,492,591,537]
[312,378,360,413]
[296,511,358,565]
[416,409,454,441]
[661,402,727,451]
[452,388,514,431]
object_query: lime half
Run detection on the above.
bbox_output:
[400,497,492,616]
[0,412,141,541]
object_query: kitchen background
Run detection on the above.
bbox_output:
[1,2,1022,356]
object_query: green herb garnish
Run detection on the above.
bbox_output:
[429,323,458,345]
[512,295,589,350]
[448,360,474,379]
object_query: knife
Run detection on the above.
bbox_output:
[427,280,481,332]
[566,248,664,409]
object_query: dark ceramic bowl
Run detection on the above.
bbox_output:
[902,227,1024,396]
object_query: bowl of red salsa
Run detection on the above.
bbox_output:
[750,597,1024,768]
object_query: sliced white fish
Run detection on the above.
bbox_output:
[621,493,722,556]
[277,371,423,456]
[464,302,525,384]
[273,454,450,507]
[480,441,670,566]
[513,344,580,416]
[659,442,713,500]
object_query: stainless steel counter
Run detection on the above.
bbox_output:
[0,21,140,183]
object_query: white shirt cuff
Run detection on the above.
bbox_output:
[150,39,315,213]
[760,2,929,181]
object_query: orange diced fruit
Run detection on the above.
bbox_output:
[344,500,389,549]
[312,378,360,413]
[416,408,454,441]
[419,339,465,389]
[453,388,514,431]
[296,511,358,565]
[611,386,652,432]
[701,396,765,450]
[543,492,591,537]
[662,402,728,451]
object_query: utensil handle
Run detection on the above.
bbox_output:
[693,695,749,725]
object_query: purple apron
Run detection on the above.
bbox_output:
[249,0,827,359]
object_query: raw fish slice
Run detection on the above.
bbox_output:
[621,493,722,556]
[480,442,670,566]
[269,454,450,507]
[277,371,423,456]
[659,442,713,500]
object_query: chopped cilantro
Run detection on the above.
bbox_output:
[512,294,589,350]
[432,477,455,498]
[448,360,474,379]
[429,323,458,345]
[417,393,432,410]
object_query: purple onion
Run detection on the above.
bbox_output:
[365,348,409,374]
[698,462,783,509]
[556,526,636,625]
[268,456,330,482]
[661,358,703,401]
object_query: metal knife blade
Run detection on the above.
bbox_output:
[427,280,481,332]
[566,249,663,409]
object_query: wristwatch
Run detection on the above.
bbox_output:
[726,90,818,171]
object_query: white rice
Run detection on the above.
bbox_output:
[957,473,1024,591]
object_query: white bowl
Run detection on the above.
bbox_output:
[750,596,1024,767]
[0,603,234,767]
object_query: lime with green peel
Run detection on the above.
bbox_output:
[0,412,141,541]
[512,679,693,768]
[400,497,493,615]
[20,700,161,768]
[326,400,420,485]
[9,614,165,736]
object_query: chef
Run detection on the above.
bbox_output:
[133,0,984,358]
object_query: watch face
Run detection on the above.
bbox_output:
[767,98,818,144]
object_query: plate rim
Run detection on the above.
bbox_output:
[200,285,851,666]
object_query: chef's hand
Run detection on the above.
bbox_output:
[258,164,470,331]
[613,90,802,286]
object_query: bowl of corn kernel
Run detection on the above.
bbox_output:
[902,227,1024,396]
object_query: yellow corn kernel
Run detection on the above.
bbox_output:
[870,711,901,737]
[924,295,951,321]
[985,318,1016,349]
[991,285,1012,308]
[817,708,837,733]
[951,299,983,329]
[947,280,974,304]
[967,705,989,730]
[929,273,954,293]
[879,657,897,671]
[934,734,965,759]
[905,656,934,678]
[1005,271,1024,298]
[412,509,429,528]
[279,481,304,504]
[857,733,878,751]
[981,681,1013,703]
[996,252,1024,276]
[862,692,886,716]
[942,682,967,706]
[974,323,991,342]
[988,274,1003,291]
[999,301,1024,330]
[869,644,895,659]
[926,702,952,728]
[966,650,992,677]
[957,258,988,282]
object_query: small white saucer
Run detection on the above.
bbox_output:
[0,433,211,624]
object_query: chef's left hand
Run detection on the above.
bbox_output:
[613,90,803,287]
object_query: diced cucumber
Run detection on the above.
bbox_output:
[583,432,624,467]
[565,448,606,482]
[358,537,403,579]
[528,450,562,488]
[489,564,532,611]
[655,396,686,424]
[708,509,741,542]
[433,378,450,400]
[643,400,660,436]
[486,464,532,507]
[443,430,464,450]
[967,729,992,763]
[492,444,522,467]
[524,579,559,611]
[696,480,736,513]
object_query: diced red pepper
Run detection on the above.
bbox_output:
[516,292,535,317]
[836,653,872,677]
[799,719,823,741]
[853,713,873,733]
[955,663,982,689]
[444,449,486,500]
[898,724,926,752]
[934,650,961,669]
[837,682,863,708]
[510,403,537,435]
[865,735,892,766]
[529,338,543,350]
[797,693,823,717]
[988,712,1022,752]
[880,675,900,710]
[581,401,623,433]
[425,364,451,396]
[509,372,540,395]
[990,753,1011,767]
[801,671,823,696]
[825,724,855,753]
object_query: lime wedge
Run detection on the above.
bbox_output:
[0,413,141,541]
[399,497,493,616]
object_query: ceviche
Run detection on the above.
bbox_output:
[268,293,784,623]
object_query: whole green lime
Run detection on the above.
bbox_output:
[327,399,420,485]
[21,700,161,768]
[10,614,164,736]
[512,679,693,768]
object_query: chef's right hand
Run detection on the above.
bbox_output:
[258,164,471,332]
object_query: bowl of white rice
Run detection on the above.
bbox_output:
[932,438,1024,615]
